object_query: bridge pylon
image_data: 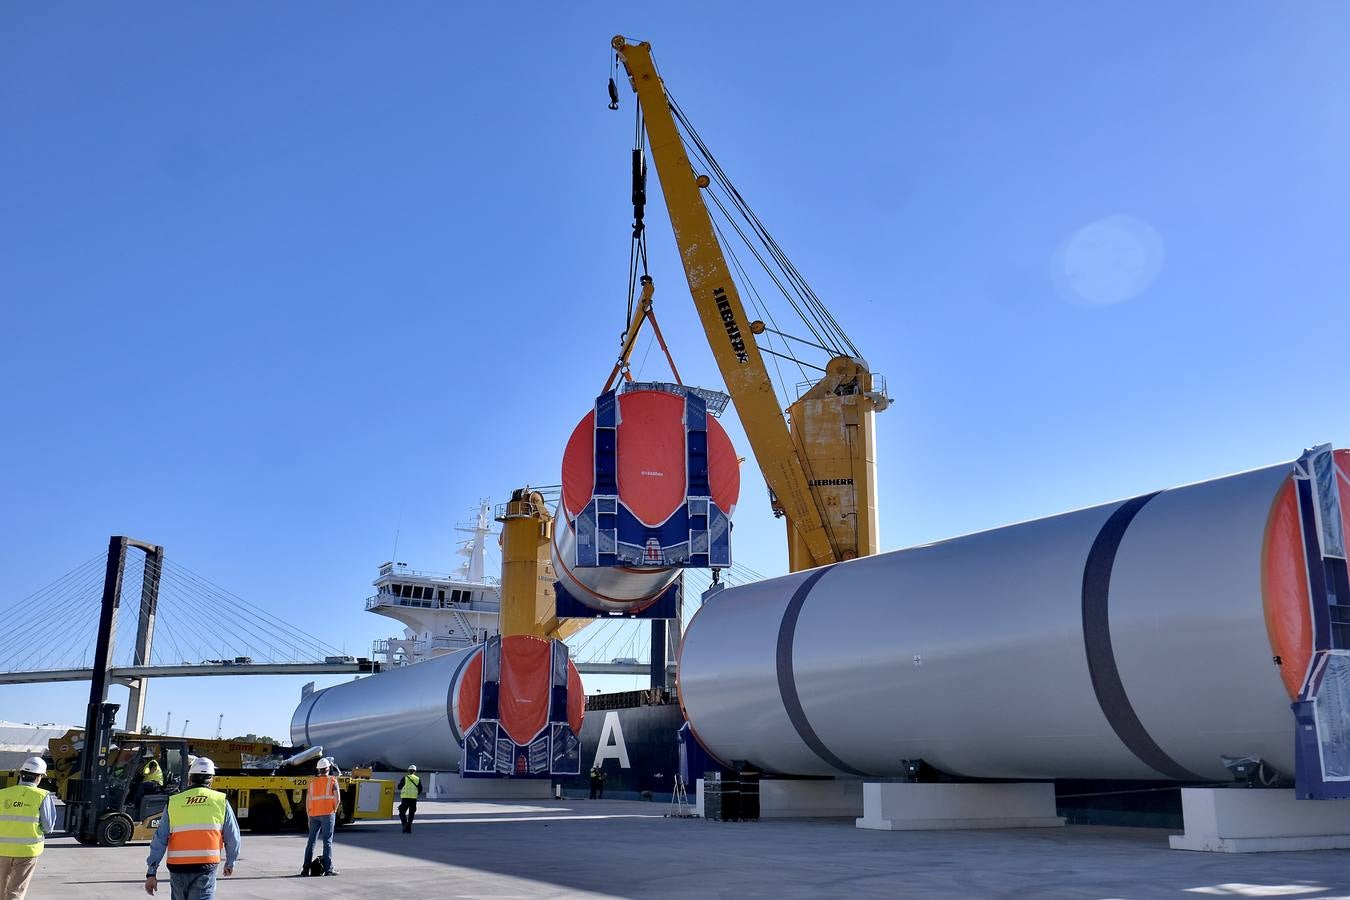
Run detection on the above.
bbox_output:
[84,536,163,750]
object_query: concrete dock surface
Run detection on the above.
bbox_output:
[30,799,1350,899]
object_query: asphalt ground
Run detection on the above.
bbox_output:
[28,799,1350,899]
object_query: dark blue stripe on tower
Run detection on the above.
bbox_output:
[1295,477,1333,653]
[776,565,867,776]
[594,391,618,496]
[1081,492,1204,781]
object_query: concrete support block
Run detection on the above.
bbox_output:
[1169,788,1350,852]
[760,779,863,818]
[855,782,1065,831]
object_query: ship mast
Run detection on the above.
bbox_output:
[454,499,493,584]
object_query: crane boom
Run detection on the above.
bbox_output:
[613,36,887,571]
[612,35,838,568]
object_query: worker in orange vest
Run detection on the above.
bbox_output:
[144,757,240,898]
[300,757,340,877]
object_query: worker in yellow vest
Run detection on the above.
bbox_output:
[396,764,423,834]
[141,758,165,788]
[301,757,340,877]
[145,756,240,899]
[131,757,166,808]
[0,757,56,900]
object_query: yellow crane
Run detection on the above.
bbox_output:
[611,36,889,571]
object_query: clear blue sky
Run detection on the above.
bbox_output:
[2,2,1347,742]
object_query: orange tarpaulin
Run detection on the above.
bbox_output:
[561,389,740,524]
[497,635,553,745]
[1262,449,1350,699]
[455,652,483,735]
[567,664,584,734]
[453,636,586,745]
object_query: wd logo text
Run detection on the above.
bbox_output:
[712,287,749,363]
[185,796,209,805]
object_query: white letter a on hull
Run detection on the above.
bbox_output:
[592,711,631,769]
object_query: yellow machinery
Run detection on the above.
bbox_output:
[612,36,889,571]
[0,729,393,845]
[496,487,587,640]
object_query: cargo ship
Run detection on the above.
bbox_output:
[364,501,503,667]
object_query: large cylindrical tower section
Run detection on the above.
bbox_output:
[291,646,477,771]
[291,635,587,773]
[554,387,740,614]
[679,459,1308,782]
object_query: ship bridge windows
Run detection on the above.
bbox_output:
[377,582,486,609]
[385,583,441,608]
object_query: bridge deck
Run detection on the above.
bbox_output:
[0,660,673,684]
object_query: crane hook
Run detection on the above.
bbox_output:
[607,77,620,110]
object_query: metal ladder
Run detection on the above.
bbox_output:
[665,775,696,818]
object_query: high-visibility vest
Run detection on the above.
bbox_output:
[166,788,227,866]
[306,775,339,817]
[142,763,164,786]
[400,774,420,800]
[0,784,47,858]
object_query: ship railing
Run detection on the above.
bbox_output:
[366,594,439,611]
[494,499,548,520]
[378,563,455,579]
[374,564,503,586]
[372,638,425,657]
[430,636,479,652]
[793,372,888,402]
[623,381,730,417]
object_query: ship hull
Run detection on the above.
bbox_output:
[558,692,685,801]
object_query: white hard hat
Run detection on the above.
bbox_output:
[19,757,46,776]
[316,758,330,771]
[407,764,417,772]
[189,757,216,776]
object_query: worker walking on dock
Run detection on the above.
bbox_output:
[0,757,56,900]
[301,758,340,877]
[589,766,606,800]
[397,765,422,834]
[145,757,240,900]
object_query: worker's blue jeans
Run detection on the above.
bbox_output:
[170,869,217,900]
[303,812,335,872]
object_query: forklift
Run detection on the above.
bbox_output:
[63,701,190,846]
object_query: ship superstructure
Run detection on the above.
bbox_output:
[366,501,501,667]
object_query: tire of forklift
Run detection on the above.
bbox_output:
[96,813,135,847]
[247,799,284,833]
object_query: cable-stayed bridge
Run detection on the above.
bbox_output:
[0,535,771,730]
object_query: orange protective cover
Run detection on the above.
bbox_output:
[455,637,586,742]
[455,652,483,735]
[497,635,552,745]
[1262,449,1350,699]
[562,390,740,525]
